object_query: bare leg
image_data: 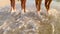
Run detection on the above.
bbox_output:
[35,0,38,9]
[35,0,42,15]
[47,0,52,11]
[45,0,48,11]
[10,0,16,13]
[21,0,26,13]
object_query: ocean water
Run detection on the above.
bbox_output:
[0,0,60,34]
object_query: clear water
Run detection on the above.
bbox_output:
[0,0,60,34]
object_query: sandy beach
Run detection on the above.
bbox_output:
[0,0,10,8]
[0,0,19,8]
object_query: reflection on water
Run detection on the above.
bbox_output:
[0,0,60,34]
[0,8,60,34]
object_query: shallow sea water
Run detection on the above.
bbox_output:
[0,0,60,34]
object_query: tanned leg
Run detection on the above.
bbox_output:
[35,0,42,15]
[21,0,26,12]
[45,0,48,11]
[45,0,52,12]
[47,0,52,11]
[35,0,38,9]
[10,0,16,13]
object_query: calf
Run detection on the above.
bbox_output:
[21,0,26,12]
[45,0,52,12]
[10,0,16,13]
[35,0,52,14]
[10,0,26,13]
[10,0,52,14]
[35,0,42,14]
